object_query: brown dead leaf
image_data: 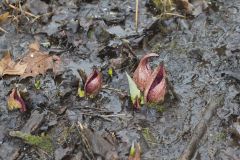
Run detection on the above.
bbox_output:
[175,0,208,16]
[0,52,27,76]
[28,41,40,51]
[175,0,193,14]
[0,42,61,78]
[0,52,10,75]
[0,12,9,24]
[21,42,61,78]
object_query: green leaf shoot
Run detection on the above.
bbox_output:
[78,87,85,98]
[125,72,141,104]
[108,67,113,77]
[34,80,41,90]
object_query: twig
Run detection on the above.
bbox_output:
[67,112,113,122]
[0,27,8,33]
[77,112,114,122]
[102,85,128,97]
[77,122,95,160]
[8,4,39,19]
[160,12,185,18]
[102,85,127,94]
[100,113,127,118]
[74,107,113,114]
[179,94,224,160]
[135,0,139,32]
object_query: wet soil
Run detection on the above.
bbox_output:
[0,0,240,160]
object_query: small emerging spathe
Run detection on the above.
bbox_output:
[84,69,102,96]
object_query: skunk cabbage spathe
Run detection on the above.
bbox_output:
[133,53,159,91]
[84,69,102,96]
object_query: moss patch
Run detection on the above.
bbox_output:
[9,131,53,153]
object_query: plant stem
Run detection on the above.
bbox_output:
[135,0,139,32]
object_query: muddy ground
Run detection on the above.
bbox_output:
[0,0,240,160]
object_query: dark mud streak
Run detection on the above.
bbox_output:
[179,94,224,160]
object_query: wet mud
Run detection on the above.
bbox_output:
[0,0,240,159]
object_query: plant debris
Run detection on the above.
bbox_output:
[9,131,53,153]
[0,42,61,78]
[126,72,141,109]
[7,88,26,112]
[0,12,9,24]
[175,0,208,16]
[21,42,61,78]
[0,0,239,159]
[0,52,27,76]
[128,142,141,160]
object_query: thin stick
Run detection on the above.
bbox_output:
[102,85,127,94]
[160,12,185,18]
[179,94,224,160]
[0,27,8,33]
[8,4,39,19]
[135,0,139,32]
[100,113,126,118]
[77,112,114,122]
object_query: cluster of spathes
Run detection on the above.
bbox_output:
[83,53,167,109]
[132,53,167,108]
